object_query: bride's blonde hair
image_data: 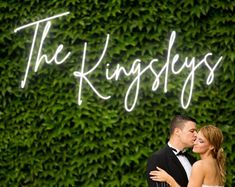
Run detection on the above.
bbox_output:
[200,125,226,184]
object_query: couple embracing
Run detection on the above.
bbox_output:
[146,115,225,187]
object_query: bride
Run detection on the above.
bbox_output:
[150,125,225,187]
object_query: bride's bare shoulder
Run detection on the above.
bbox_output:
[194,159,216,173]
[192,160,208,170]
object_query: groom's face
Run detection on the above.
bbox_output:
[179,121,197,148]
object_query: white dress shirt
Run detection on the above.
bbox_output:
[168,142,192,179]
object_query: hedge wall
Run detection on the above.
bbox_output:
[0,0,234,186]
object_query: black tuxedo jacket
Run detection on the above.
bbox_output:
[146,145,196,187]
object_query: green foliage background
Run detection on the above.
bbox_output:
[0,0,234,186]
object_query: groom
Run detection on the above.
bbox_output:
[146,115,197,187]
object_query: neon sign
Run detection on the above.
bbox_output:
[14,12,223,112]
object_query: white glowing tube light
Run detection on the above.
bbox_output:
[14,12,223,112]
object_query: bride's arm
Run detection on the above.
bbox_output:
[187,161,204,187]
[149,167,180,187]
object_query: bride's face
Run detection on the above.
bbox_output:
[192,131,213,154]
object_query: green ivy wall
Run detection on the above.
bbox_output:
[0,0,234,186]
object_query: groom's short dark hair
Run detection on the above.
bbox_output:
[170,115,197,135]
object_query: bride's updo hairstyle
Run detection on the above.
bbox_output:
[200,125,226,184]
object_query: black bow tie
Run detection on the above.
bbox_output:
[170,147,186,156]
[176,150,186,156]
